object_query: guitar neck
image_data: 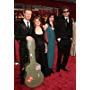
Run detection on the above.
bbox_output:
[27,38,36,63]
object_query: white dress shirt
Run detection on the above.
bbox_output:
[65,17,69,23]
[23,18,30,28]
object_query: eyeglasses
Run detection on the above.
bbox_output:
[63,11,69,13]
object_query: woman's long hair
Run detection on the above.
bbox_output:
[46,14,56,27]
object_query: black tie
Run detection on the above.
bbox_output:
[27,22,29,28]
[26,22,30,33]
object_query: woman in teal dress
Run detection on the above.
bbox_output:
[43,14,56,73]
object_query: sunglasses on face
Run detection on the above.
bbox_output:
[63,10,69,13]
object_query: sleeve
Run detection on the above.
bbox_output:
[44,30,48,44]
[55,16,61,39]
[15,22,26,40]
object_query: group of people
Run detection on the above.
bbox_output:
[15,6,74,84]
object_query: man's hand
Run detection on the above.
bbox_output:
[57,38,61,42]
[26,36,33,41]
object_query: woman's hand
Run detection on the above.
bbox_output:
[44,43,48,53]
[42,24,48,31]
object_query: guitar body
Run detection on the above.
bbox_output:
[25,62,44,88]
[25,37,44,88]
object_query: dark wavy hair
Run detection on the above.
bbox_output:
[61,6,70,14]
[46,14,56,27]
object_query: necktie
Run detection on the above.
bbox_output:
[27,22,29,28]
[26,22,30,33]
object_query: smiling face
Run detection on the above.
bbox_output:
[24,10,32,21]
[34,18,41,27]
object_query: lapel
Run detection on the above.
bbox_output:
[20,20,27,32]
[21,20,33,32]
[20,19,34,35]
[62,16,68,27]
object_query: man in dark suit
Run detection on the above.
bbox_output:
[15,8,34,84]
[55,6,73,72]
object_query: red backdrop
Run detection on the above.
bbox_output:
[15,0,76,19]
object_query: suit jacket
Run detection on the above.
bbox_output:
[55,15,73,40]
[15,19,34,41]
[15,19,34,58]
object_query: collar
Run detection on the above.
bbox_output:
[23,18,30,27]
[64,17,69,23]
[65,17,69,20]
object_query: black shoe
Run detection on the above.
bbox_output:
[42,68,51,77]
[56,68,60,72]
[61,67,68,71]
[49,68,54,73]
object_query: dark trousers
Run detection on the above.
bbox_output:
[56,39,71,70]
[20,41,29,83]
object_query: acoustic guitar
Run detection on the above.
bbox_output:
[25,38,44,88]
